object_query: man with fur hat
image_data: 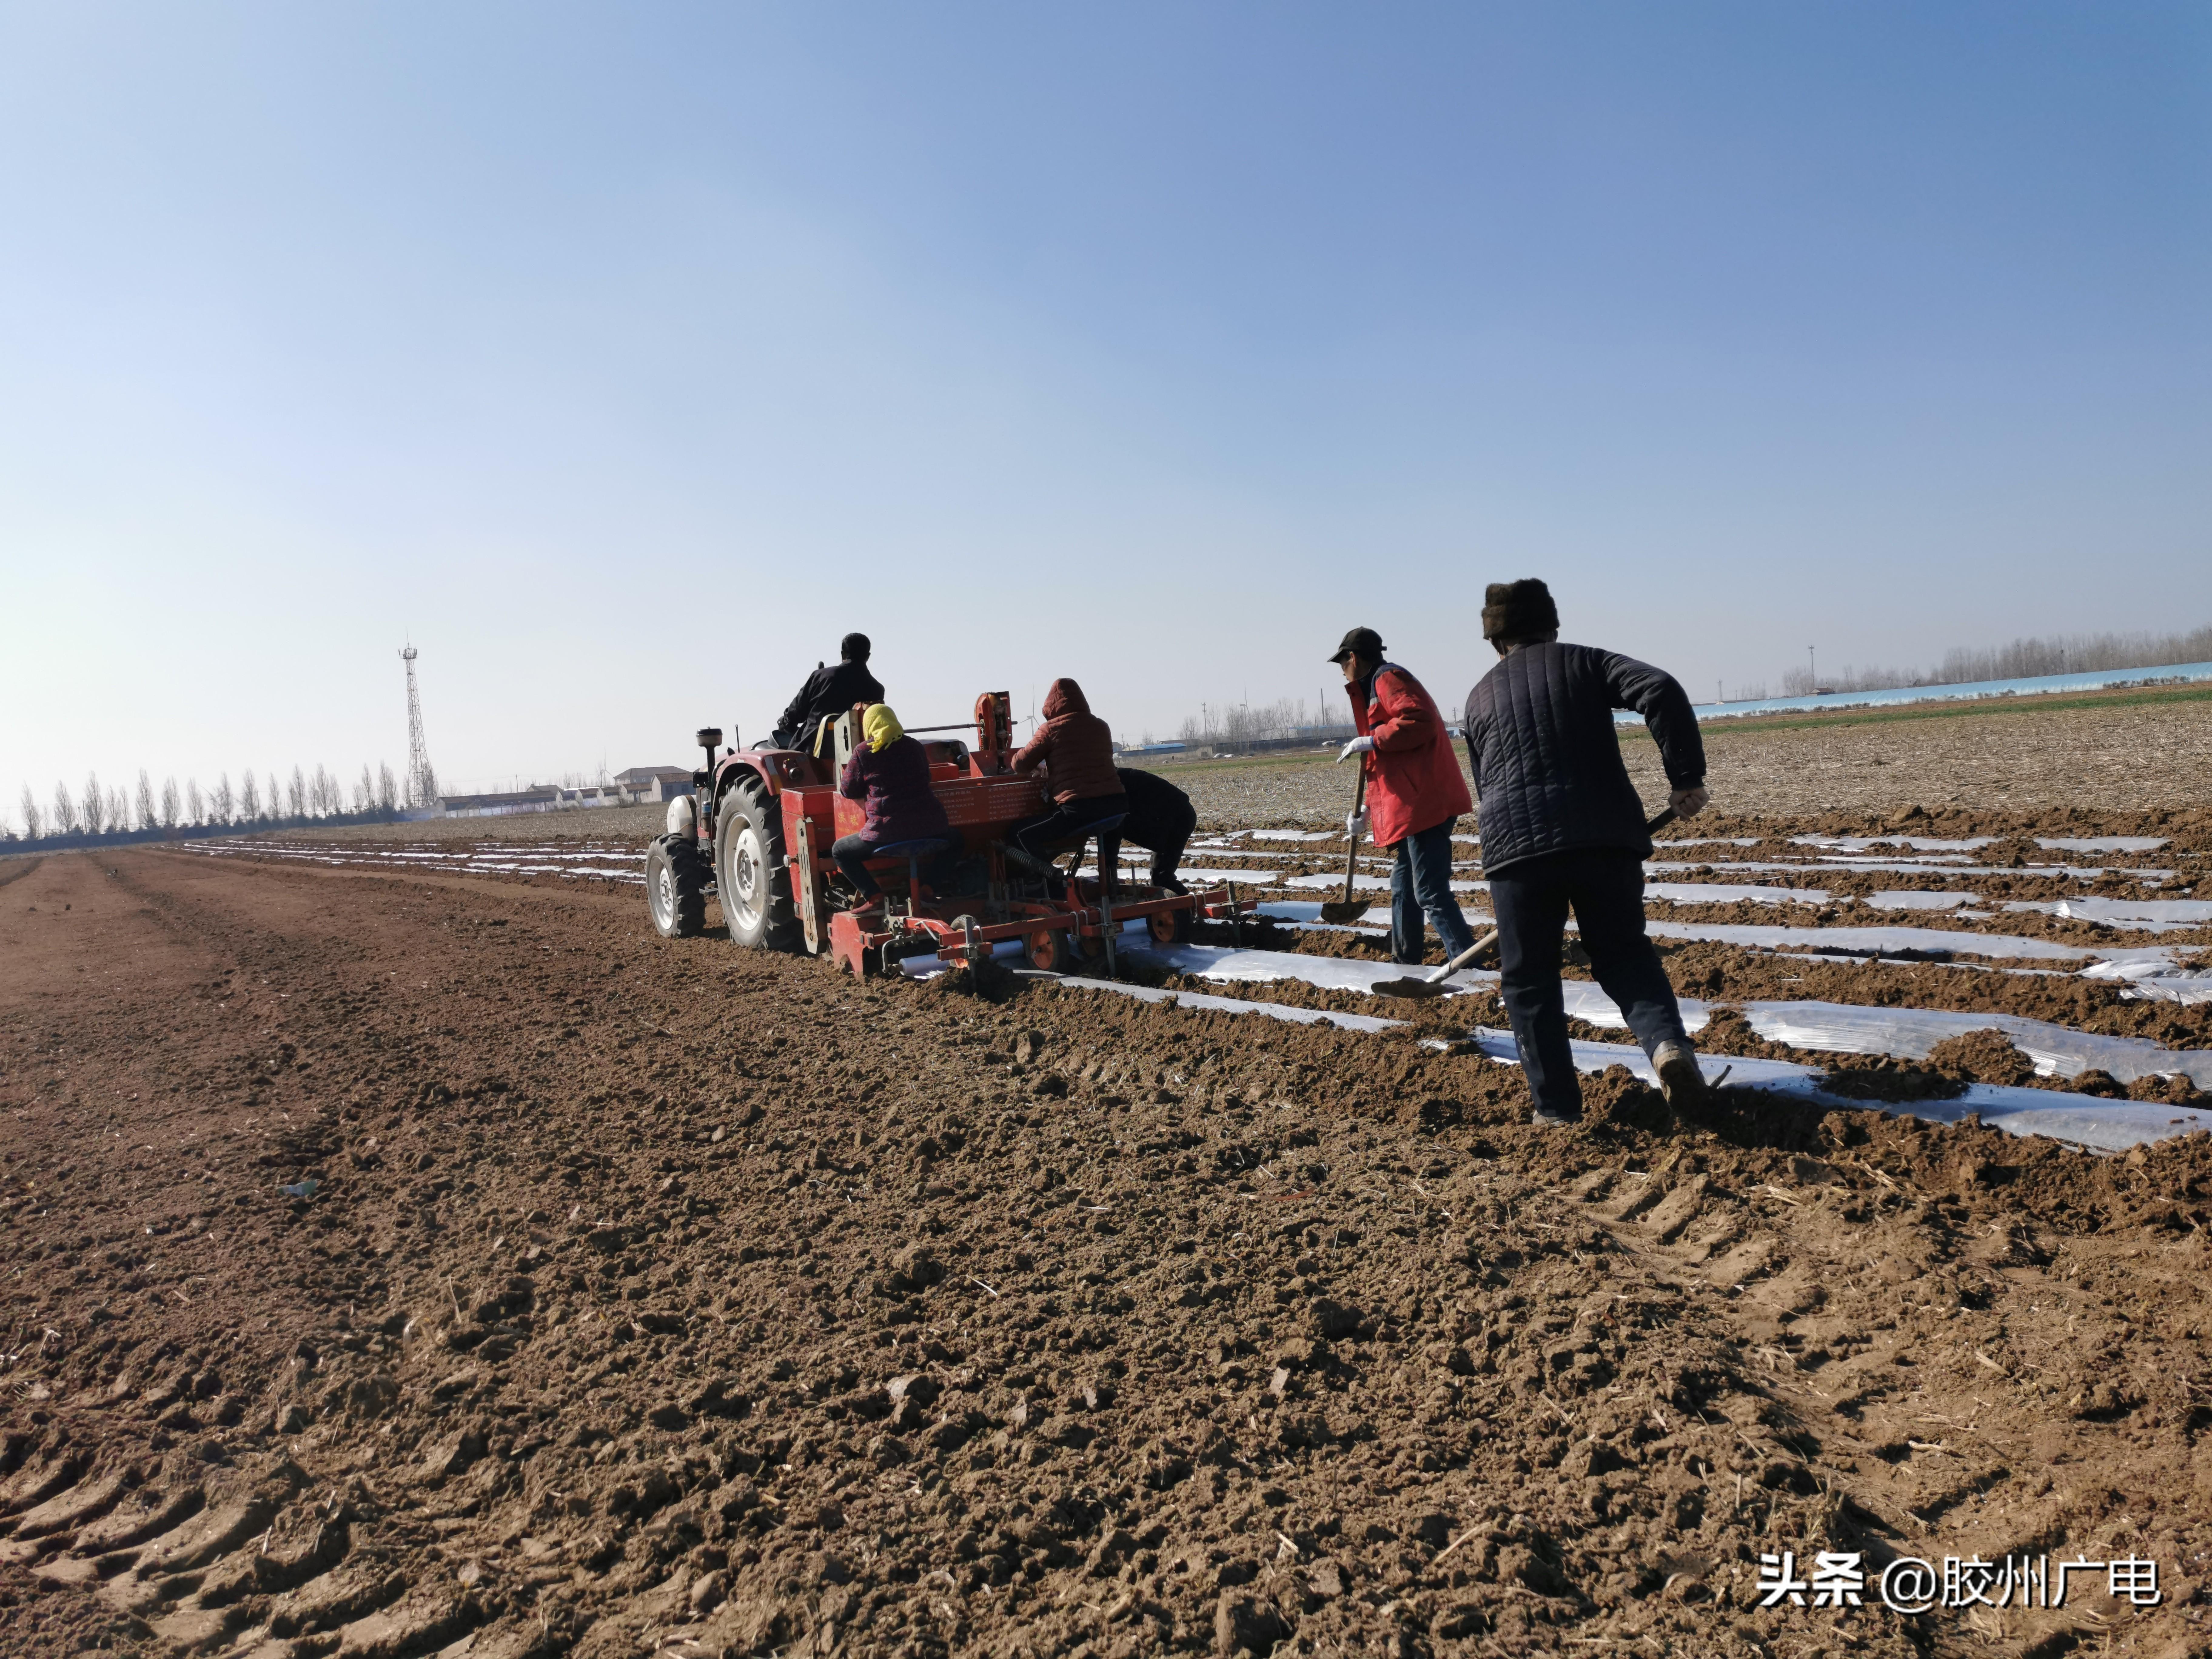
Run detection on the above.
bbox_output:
[1462,580,1711,1125]
[1330,627,1480,969]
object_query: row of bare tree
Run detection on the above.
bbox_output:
[10,763,407,843]
[1175,694,1356,747]
[1772,623,2212,698]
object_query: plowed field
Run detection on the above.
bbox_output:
[3,835,2209,1659]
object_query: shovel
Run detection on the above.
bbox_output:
[1371,928,1500,998]
[1368,807,1681,998]
[1318,766,1372,924]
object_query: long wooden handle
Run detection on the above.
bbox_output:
[1340,766,1369,904]
[1423,927,1501,985]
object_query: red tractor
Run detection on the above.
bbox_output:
[645,692,1249,977]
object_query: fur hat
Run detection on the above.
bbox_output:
[1481,579,1559,642]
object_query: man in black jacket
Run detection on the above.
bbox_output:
[1462,579,1711,1126]
[1100,766,1198,893]
[772,634,886,757]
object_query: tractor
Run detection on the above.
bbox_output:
[644,692,1249,976]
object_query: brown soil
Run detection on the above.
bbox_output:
[1134,695,2212,825]
[5,848,2212,1659]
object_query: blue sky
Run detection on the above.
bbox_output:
[2,3,2206,814]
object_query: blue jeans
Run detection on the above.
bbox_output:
[1490,847,1690,1118]
[1390,816,1477,966]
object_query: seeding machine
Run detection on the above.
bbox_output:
[644,692,1252,977]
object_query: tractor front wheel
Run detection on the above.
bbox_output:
[717,776,799,950]
[646,835,709,938]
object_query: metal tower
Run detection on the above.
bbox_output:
[400,644,438,808]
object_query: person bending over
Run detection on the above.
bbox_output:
[1099,766,1197,893]
[1332,626,1479,969]
[831,704,956,917]
[1006,679,1125,880]
[1461,578,1711,1126]
[773,633,884,757]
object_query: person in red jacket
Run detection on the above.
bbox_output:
[1332,627,1478,967]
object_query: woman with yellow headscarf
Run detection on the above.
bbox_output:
[833,703,957,914]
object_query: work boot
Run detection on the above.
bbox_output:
[1653,1040,1705,1108]
[1530,1102,1584,1128]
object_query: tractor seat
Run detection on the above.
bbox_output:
[866,836,956,910]
[1034,811,1126,846]
[1036,813,1130,895]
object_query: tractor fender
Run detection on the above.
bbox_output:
[712,760,774,816]
[702,759,770,849]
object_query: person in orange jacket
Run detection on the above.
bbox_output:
[1331,627,1479,967]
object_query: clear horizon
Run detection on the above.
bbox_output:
[3,4,2207,823]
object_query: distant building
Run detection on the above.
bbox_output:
[438,786,561,819]
[613,766,695,803]
[549,784,628,810]
[432,767,694,818]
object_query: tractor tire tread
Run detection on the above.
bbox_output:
[647,833,710,938]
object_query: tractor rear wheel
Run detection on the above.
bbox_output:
[717,776,798,950]
[646,835,709,938]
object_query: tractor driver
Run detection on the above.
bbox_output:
[773,633,886,757]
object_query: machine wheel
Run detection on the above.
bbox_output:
[646,835,709,938]
[717,776,800,950]
[1025,926,1071,973]
[1148,907,1191,945]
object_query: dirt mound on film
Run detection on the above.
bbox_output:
[1921,1028,2037,1086]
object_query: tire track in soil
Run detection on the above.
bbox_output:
[2,850,2207,1659]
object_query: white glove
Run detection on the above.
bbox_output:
[1346,811,1369,842]
[1336,736,1375,763]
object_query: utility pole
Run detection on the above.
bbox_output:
[1808,646,1817,691]
[400,643,437,809]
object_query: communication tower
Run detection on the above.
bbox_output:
[400,644,438,808]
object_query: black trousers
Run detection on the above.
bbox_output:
[1489,847,1689,1118]
[1007,793,1128,866]
[1099,810,1194,890]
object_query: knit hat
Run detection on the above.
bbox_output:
[1481,579,1559,642]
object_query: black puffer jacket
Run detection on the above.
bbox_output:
[773,659,886,755]
[1461,643,1704,874]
